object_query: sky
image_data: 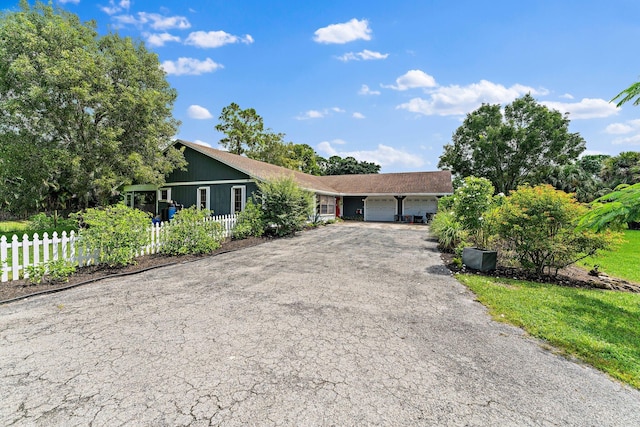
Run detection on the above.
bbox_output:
[4,0,640,173]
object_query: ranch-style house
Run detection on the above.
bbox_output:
[123,140,453,222]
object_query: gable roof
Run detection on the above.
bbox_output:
[174,139,453,196]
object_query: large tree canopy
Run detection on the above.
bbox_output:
[215,102,380,176]
[0,1,184,215]
[438,94,585,194]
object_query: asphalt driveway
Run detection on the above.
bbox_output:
[1,222,639,426]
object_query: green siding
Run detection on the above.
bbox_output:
[168,182,259,215]
[168,143,250,182]
[343,196,364,217]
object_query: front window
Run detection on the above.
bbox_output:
[158,188,171,202]
[318,195,335,215]
[231,186,246,213]
[197,187,210,210]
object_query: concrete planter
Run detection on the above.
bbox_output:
[462,247,497,272]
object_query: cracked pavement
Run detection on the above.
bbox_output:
[1,222,639,426]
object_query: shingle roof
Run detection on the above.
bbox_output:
[175,139,453,196]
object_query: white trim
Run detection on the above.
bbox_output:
[196,186,210,210]
[231,185,246,213]
[157,188,171,202]
[165,179,254,187]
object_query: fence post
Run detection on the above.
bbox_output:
[43,232,50,264]
[1,236,7,282]
[33,233,40,268]
[52,231,59,261]
[11,235,19,281]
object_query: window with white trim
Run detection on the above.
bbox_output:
[318,195,335,215]
[197,186,210,210]
[158,188,171,202]
[231,186,246,213]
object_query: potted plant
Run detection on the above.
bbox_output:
[452,177,498,271]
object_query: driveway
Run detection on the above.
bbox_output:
[1,222,639,426]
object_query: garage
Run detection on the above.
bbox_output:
[403,197,438,219]
[364,197,396,222]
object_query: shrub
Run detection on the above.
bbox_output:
[430,210,467,252]
[232,200,264,239]
[25,259,76,284]
[495,184,620,275]
[162,206,224,255]
[73,203,150,267]
[258,176,314,237]
[451,177,495,248]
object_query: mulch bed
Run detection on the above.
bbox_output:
[440,252,640,293]
[0,236,268,303]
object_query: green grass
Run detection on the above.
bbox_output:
[0,220,29,236]
[458,274,640,389]
[578,230,640,283]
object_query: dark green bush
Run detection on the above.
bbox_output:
[258,176,313,237]
[232,200,264,239]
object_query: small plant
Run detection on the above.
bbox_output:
[28,213,53,231]
[25,264,47,285]
[232,200,264,239]
[72,203,150,267]
[47,259,76,283]
[430,210,466,252]
[163,206,224,255]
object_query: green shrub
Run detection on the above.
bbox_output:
[451,176,495,248]
[28,212,77,233]
[24,259,76,284]
[25,264,47,285]
[73,203,150,267]
[430,210,467,252]
[258,176,314,237]
[232,200,264,239]
[162,206,224,255]
[495,185,620,275]
[47,259,76,283]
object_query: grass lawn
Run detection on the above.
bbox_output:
[458,274,640,390]
[578,230,640,283]
[0,220,29,237]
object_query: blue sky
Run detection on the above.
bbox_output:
[5,0,640,172]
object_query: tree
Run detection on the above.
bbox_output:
[579,183,640,232]
[438,94,585,195]
[600,151,640,189]
[612,80,640,107]
[215,102,265,155]
[290,143,322,175]
[0,2,184,215]
[320,155,381,175]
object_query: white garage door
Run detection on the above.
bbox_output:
[365,197,396,222]
[403,197,438,217]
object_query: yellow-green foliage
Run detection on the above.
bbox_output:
[495,185,620,275]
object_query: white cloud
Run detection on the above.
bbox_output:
[384,69,437,91]
[296,107,345,120]
[313,18,372,44]
[193,139,212,147]
[185,31,254,48]
[187,105,213,119]
[337,49,388,62]
[542,98,619,119]
[317,140,423,169]
[139,12,191,30]
[296,110,325,120]
[397,79,544,116]
[352,112,366,119]
[114,12,191,30]
[612,134,640,145]
[358,84,380,96]
[605,123,634,134]
[59,0,80,4]
[101,0,129,15]
[161,57,223,76]
[145,32,181,47]
[560,93,574,100]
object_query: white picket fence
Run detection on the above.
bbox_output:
[0,214,237,283]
